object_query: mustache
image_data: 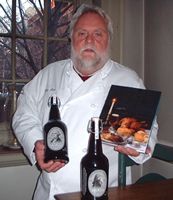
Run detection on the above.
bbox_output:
[80,45,97,53]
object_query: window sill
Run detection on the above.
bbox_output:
[0,146,29,168]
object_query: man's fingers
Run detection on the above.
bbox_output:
[34,139,66,173]
[42,161,65,173]
[115,145,140,157]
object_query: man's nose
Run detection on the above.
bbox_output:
[85,33,94,43]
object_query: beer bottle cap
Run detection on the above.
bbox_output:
[48,94,61,107]
[87,117,103,136]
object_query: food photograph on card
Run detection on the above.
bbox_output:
[100,85,161,153]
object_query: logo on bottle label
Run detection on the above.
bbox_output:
[47,127,65,151]
[88,170,107,197]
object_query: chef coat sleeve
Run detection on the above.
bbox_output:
[12,76,44,165]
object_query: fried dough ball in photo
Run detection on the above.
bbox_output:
[117,127,135,137]
[134,130,149,143]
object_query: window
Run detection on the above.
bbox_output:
[0,0,78,148]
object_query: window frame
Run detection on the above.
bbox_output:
[0,0,80,167]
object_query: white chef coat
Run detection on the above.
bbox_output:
[12,59,158,200]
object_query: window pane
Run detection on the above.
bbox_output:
[0,82,25,145]
[0,0,79,146]
[16,38,44,79]
[47,40,70,64]
[0,88,11,145]
[0,82,10,123]
[0,37,12,79]
[0,0,12,33]
[48,1,74,38]
[16,0,44,36]
[0,82,24,122]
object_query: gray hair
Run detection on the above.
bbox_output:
[69,4,113,40]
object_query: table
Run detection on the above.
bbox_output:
[54,178,173,200]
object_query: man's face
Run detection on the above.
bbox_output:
[71,12,110,73]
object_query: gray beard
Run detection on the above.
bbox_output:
[71,46,110,71]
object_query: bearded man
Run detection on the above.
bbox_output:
[12,4,158,200]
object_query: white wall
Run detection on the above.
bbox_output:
[102,0,121,62]
[120,0,173,145]
[0,165,39,200]
[145,0,173,144]
[143,158,173,179]
[118,0,173,179]
[120,0,145,78]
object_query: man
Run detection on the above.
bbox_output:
[12,4,158,200]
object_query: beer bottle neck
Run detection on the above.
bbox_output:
[88,132,103,155]
[49,104,61,121]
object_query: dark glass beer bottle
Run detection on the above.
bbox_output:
[81,117,109,200]
[44,95,69,163]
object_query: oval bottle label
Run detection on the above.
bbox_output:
[47,127,65,151]
[88,169,107,197]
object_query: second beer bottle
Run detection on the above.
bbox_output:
[44,94,69,163]
[81,117,109,200]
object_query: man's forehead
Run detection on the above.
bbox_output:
[74,12,107,30]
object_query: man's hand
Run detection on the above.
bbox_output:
[114,145,140,157]
[34,140,65,173]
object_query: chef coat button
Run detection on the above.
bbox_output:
[82,148,87,153]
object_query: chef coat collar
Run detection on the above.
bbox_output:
[66,59,112,80]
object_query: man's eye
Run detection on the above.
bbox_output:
[93,31,105,41]
[94,31,103,38]
[78,31,87,38]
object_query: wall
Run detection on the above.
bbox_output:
[102,0,121,62]
[121,0,173,145]
[145,0,173,144]
[0,165,39,200]
[118,0,173,179]
[120,0,145,78]
[142,0,173,178]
